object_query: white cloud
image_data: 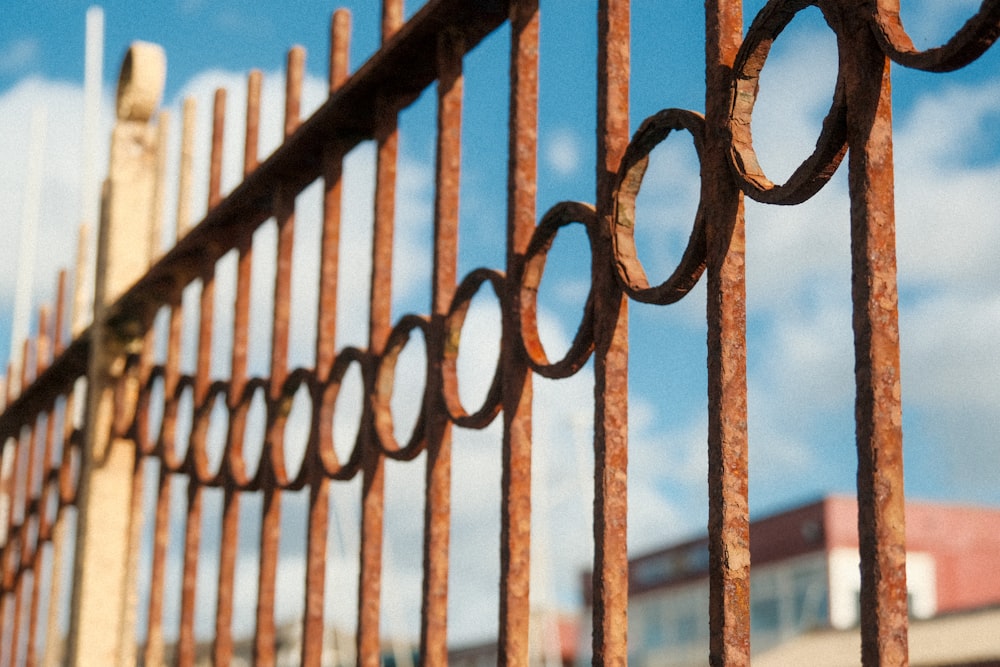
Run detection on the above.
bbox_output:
[0,37,40,75]
[544,127,583,178]
[0,77,113,362]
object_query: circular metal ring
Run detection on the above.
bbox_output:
[317,346,368,481]
[612,108,708,304]
[262,367,315,489]
[442,268,506,429]
[517,201,597,379]
[135,366,166,456]
[158,375,195,473]
[224,378,271,490]
[869,0,1000,72]
[728,0,848,205]
[189,380,231,485]
[373,314,430,460]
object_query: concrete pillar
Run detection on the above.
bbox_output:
[66,41,165,667]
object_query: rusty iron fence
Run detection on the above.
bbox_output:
[1,0,998,665]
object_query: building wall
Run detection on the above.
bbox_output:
[823,496,1000,614]
[581,496,1000,665]
[828,547,937,629]
[904,502,1000,613]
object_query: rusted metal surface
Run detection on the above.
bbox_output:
[591,0,631,664]
[1,0,998,665]
[300,12,351,667]
[499,1,538,663]
[839,4,909,664]
[706,1,751,665]
[419,26,464,664]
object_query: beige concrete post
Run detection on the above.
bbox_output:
[66,41,165,667]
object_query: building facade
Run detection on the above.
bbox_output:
[580,496,1000,666]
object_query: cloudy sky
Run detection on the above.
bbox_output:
[1,0,998,648]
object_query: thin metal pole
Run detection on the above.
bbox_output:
[592,0,630,663]
[419,26,463,664]
[840,3,909,663]
[704,0,750,665]
[358,3,403,665]
[254,46,304,667]
[301,11,351,666]
[499,0,538,663]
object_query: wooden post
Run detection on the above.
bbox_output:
[66,41,165,667]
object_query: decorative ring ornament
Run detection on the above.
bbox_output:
[727,0,849,205]
[612,108,708,304]
[317,346,368,481]
[373,314,430,460]
[442,268,506,429]
[517,201,597,379]
[869,0,1000,73]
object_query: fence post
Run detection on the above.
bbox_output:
[66,42,165,667]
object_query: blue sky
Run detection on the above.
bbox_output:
[1,0,999,646]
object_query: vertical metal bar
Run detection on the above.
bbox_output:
[72,225,91,339]
[839,5,909,665]
[177,481,204,667]
[176,97,196,240]
[499,2,537,663]
[149,112,170,264]
[122,339,151,667]
[144,96,196,667]
[143,466,171,666]
[44,244,88,667]
[420,26,462,665]
[301,12,350,667]
[44,275,79,667]
[592,0,630,663]
[27,525,43,667]
[33,300,62,667]
[20,340,30,404]
[214,480,239,665]
[179,88,224,667]
[11,567,26,667]
[10,338,36,667]
[0,592,8,665]
[11,323,38,666]
[704,1,750,665]
[255,46,303,667]
[53,271,66,356]
[214,67,260,667]
[25,310,52,667]
[9,442,28,662]
[358,3,403,665]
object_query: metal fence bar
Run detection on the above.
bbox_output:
[251,46,304,667]
[419,24,464,664]
[357,3,403,664]
[24,308,52,666]
[839,5,909,665]
[499,0,538,663]
[300,13,351,667]
[210,71,258,667]
[705,1,751,665]
[592,0,631,663]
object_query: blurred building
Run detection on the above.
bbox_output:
[148,622,417,667]
[448,611,580,667]
[578,495,1000,666]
